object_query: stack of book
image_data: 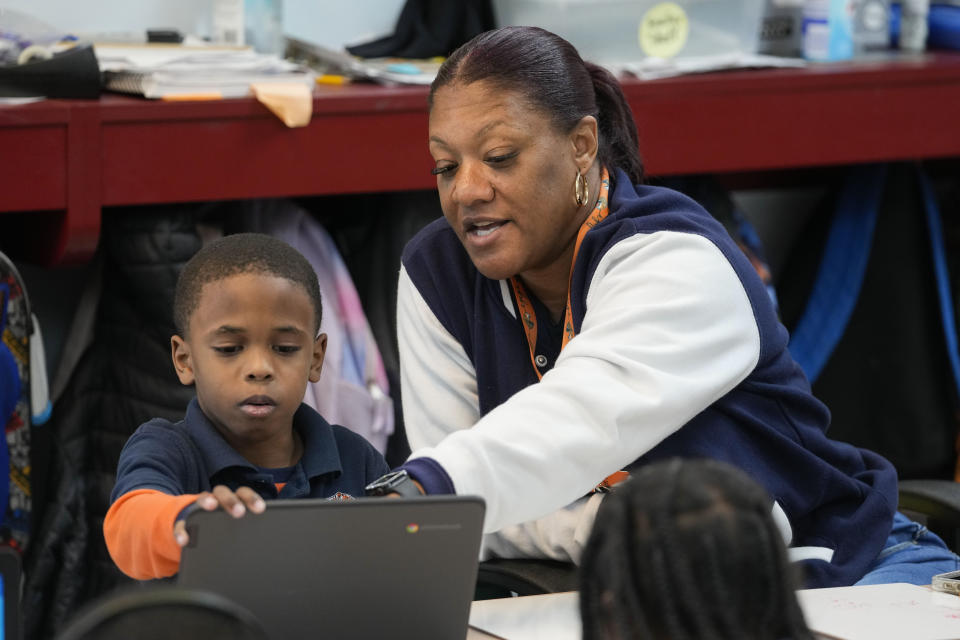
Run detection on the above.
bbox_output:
[95,43,314,99]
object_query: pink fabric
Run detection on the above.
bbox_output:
[239,201,394,453]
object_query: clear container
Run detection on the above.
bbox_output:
[244,0,285,55]
[492,0,766,65]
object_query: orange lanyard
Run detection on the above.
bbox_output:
[509,167,611,381]
[507,169,625,493]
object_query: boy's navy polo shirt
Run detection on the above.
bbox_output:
[110,398,389,503]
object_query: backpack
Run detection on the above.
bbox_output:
[0,249,50,552]
[779,163,960,481]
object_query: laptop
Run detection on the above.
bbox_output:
[178,495,485,640]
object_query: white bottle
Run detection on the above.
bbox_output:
[899,0,929,51]
[212,0,245,46]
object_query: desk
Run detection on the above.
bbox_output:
[469,591,581,640]
[466,584,960,640]
[2,53,960,264]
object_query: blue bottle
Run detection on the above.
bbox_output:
[802,0,855,60]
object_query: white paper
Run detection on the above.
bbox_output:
[797,583,960,640]
[469,592,581,640]
[467,584,960,640]
[616,52,806,80]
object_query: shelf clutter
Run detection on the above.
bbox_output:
[96,44,314,100]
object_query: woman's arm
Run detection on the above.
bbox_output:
[400,230,762,533]
[397,265,601,561]
[397,264,482,448]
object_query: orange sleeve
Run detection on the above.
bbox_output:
[103,488,200,580]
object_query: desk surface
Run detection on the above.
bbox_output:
[3,52,960,264]
[469,591,581,640]
[466,584,960,640]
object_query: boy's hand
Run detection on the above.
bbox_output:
[174,485,266,547]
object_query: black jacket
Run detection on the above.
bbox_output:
[23,207,203,639]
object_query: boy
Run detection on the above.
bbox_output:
[104,233,389,580]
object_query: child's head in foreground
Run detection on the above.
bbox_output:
[579,457,812,640]
[170,233,325,446]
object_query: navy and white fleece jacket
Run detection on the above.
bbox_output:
[397,167,898,588]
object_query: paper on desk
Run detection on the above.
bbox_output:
[95,44,314,99]
[797,583,960,640]
[286,37,439,86]
[252,81,312,127]
[469,592,581,640]
[615,53,806,80]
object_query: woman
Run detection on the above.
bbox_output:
[365,25,959,588]
[579,458,813,640]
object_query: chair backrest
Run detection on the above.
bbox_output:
[476,558,579,597]
[54,586,269,640]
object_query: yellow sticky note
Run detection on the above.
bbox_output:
[251,82,313,128]
[638,2,690,59]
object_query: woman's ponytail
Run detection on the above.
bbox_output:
[584,62,643,184]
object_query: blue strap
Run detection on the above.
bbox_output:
[0,281,7,334]
[790,164,886,383]
[0,283,20,424]
[0,283,16,531]
[917,165,960,399]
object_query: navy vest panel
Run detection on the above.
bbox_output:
[402,220,539,416]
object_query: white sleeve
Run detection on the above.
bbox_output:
[398,265,601,562]
[408,231,762,533]
[397,265,480,449]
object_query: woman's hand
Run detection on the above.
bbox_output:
[173,485,266,547]
[381,478,426,498]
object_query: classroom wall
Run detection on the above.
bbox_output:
[2,1,212,40]
[3,0,405,49]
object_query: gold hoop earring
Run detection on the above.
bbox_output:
[574,171,589,207]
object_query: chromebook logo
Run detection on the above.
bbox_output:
[406,523,420,533]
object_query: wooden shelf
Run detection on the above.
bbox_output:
[2,52,960,264]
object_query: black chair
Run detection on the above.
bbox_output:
[899,479,960,553]
[476,558,579,597]
[55,585,269,640]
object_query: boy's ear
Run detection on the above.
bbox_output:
[309,333,327,383]
[171,335,196,385]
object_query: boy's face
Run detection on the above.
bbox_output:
[170,272,325,451]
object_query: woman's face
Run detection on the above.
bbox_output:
[428,80,592,283]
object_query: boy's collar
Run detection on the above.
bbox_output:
[184,398,343,480]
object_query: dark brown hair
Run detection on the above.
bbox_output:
[173,233,322,338]
[580,458,813,640]
[429,26,643,184]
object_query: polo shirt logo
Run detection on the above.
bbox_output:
[327,492,354,501]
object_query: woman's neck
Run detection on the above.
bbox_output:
[519,253,574,323]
